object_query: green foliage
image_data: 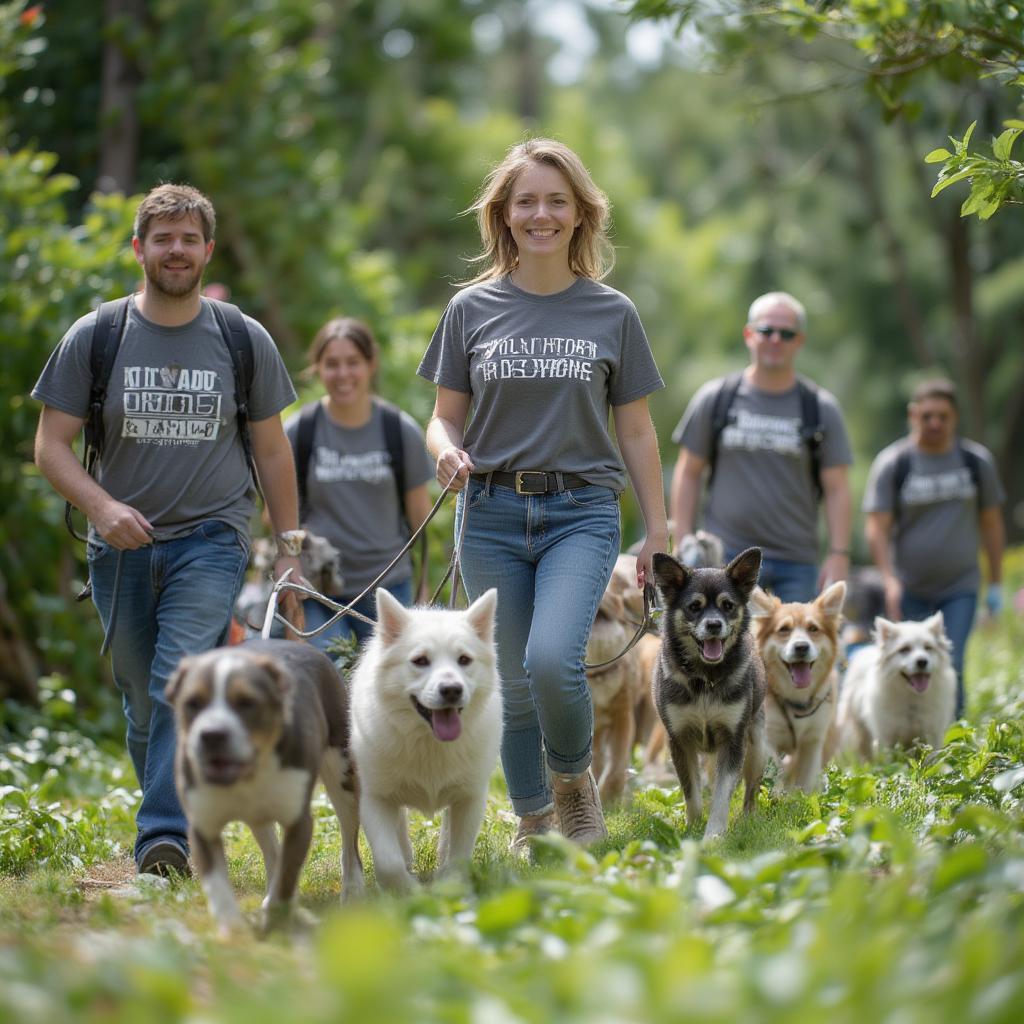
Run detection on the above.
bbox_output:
[630,0,1024,218]
[0,147,139,687]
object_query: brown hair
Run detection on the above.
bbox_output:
[304,317,379,382]
[464,137,613,285]
[133,183,216,242]
[910,377,958,409]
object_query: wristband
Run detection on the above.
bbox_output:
[276,530,305,558]
[829,548,850,557]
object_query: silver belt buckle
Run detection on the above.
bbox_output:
[515,471,548,495]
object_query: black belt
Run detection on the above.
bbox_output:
[472,470,591,495]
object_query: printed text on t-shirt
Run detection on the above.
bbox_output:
[478,336,598,383]
[121,365,222,446]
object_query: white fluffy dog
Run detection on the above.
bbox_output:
[350,589,501,892]
[837,613,956,757]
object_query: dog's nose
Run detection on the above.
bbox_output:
[199,728,229,753]
[438,683,464,705]
[792,641,811,658]
[915,656,929,670]
[704,619,723,636]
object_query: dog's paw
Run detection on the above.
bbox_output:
[258,898,295,936]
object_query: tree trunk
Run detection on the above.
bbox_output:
[97,0,145,194]
[0,569,39,705]
[846,115,933,366]
[946,209,986,440]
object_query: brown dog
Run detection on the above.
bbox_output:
[750,582,846,791]
[166,640,363,934]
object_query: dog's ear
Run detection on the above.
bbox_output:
[726,547,762,596]
[748,586,776,620]
[254,654,296,724]
[465,588,498,644]
[817,580,847,619]
[652,551,688,605]
[375,588,411,645]
[165,657,196,704]
[873,616,898,644]
[924,611,950,648]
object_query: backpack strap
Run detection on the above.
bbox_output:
[376,398,408,525]
[959,441,982,496]
[796,376,825,500]
[707,371,744,488]
[376,397,429,597]
[66,297,130,541]
[891,442,915,525]
[208,299,262,502]
[292,401,322,521]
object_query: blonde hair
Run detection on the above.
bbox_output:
[133,183,216,242]
[464,138,613,285]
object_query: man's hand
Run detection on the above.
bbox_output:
[273,555,307,638]
[985,582,1003,618]
[883,574,903,621]
[94,498,154,549]
[818,552,850,592]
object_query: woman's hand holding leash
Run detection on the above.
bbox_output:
[436,445,474,492]
[633,532,669,592]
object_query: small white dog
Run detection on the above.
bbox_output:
[350,589,501,892]
[837,613,956,757]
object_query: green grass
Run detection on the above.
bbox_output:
[2,615,1023,1022]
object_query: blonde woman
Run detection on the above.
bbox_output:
[418,139,668,848]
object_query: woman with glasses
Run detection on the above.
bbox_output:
[418,138,667,851]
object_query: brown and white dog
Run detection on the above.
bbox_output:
[166,640,363,934]
[750,582,846,791]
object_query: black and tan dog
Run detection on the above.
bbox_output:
[166,640,363,934]
[651,548,767,839]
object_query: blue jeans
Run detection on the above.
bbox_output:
[725,548,818,603]
[88,520,250,862]
[901,590,977,718]
[455,479,621,816]
[303,578,413,652]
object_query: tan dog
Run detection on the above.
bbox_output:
[585,584,642,804]
[749,582,846,791]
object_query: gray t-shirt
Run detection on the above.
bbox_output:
[862,438,1004,599]
[32,297,296,541]
[673,375,853,562]
[284,402,434,593]
[417,276,664,492]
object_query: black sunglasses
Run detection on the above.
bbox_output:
[753,325,799,341]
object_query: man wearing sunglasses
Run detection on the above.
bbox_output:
[862,378,1005,718]
[669,291,852,601]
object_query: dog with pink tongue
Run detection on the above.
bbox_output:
[350,588,501,892]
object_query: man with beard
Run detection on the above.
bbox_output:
[32,184,304,876]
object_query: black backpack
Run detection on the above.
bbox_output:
[66,295,260,541]
[707,371,825,499]
[291,397,409,525]
[890,440,982,524]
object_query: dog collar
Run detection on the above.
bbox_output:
[783,691,832,718]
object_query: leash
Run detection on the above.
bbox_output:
[584,583,658,671]
[778,687,833,750]
[264,474,466,640]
